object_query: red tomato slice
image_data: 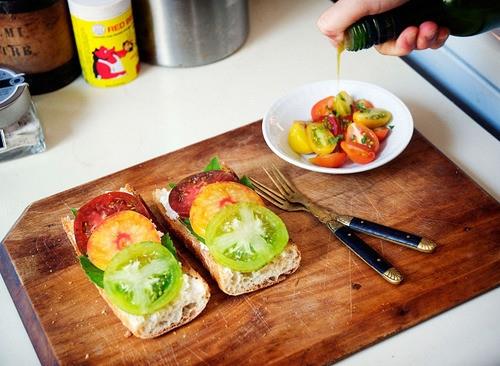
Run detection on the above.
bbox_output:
[345,122,380,152]
[340,141,376,164]
[168,170,238,218]
[309,152,347,168]
[311,96,335,122]
[323,114,341,136]
[74,192,150,254]
[373,126,390,142]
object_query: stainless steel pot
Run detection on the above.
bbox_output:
[132,0,249,67]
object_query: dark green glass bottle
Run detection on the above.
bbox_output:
[343,0,500,51]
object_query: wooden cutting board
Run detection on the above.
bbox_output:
[1,121,499,365]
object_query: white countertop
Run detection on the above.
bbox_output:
[1,1,499,364]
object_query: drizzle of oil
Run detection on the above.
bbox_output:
[336,41,345,89]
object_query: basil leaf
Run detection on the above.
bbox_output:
[239,175,254,189]
[181,218,205,243]
[79,256,104,288]
[71,208,78,217]
[161,232,177,259]
[203,157,221,172]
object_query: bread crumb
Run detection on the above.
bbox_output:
[101,309,107,315]
[85,354,89,360]
[124,330,132,338]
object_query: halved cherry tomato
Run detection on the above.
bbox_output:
[334,90,353,117]
[87,210,161,270]
[190,182,263,238]
[373,126,390,142]
[74,192,151,254]
[205,202,289,272]
[353,99,374,112]
[311,96,335,121]
[288,121,313,154]
[306,122,338,155]
[309,152,347,168]
[353,108,392,128]
[340,141,376,164]
[323,114,341,136]
[169,170,238,218]
[104,241,183,315]
[346,122,380,152]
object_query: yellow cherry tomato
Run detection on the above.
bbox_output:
[353,108,393,128]
[288,121,313,154]
[306,122,338,155]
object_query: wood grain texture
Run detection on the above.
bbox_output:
[1,121,499,365]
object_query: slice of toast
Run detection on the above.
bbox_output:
[153,188,301,296]
[61,186,210,339]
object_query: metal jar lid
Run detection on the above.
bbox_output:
[0,68,31,128]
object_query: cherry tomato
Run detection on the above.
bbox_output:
[311,96,335,121]
[288,121,313,154]
[353,99,374,112]
[334,90,354,117]
[306,122,338,155]
[87,210,161,270]
[190,182,263,238]
[74,192,151,254]
[169,170,238,218]
[373,126,390,142]
[346,122,380,152]
[353,108,392,129]
[340,141,376,164]
[323,114,341,136]
[104,242,183,315]
[309,152,347,168]
[205,202,289,272]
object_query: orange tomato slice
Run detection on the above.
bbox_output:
[189,181,264,238]
[87,210,160,270]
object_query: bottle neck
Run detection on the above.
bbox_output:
[344,13,405,51]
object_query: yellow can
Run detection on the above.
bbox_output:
[68,0,139,87]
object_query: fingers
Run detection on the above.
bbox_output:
[375,26,418,56]
[430,27,450,49]
[375,22,449,56]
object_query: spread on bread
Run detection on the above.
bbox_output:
[154,158,301,296]
[61,186,210,338]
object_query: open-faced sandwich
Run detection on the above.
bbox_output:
[153,158,301,296]
[61,185,210,338]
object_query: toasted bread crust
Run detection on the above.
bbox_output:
[153,188,301,296]
[61,187,210,339]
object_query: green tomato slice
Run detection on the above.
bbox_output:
[334,90,354,117]
[205,202,289,272]
[103,241,183,315]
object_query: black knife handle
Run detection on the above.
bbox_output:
[339,216,437,253]
[327,223,403,285]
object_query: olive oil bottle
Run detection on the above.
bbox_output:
[341,0,500,51]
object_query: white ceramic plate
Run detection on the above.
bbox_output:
[262,80,414,174]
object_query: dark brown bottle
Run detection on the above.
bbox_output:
[0,0,81,94]
[342,0,500,51]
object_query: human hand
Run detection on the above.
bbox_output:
[317,0,449,56]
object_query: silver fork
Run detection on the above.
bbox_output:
[250,167,404,285]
